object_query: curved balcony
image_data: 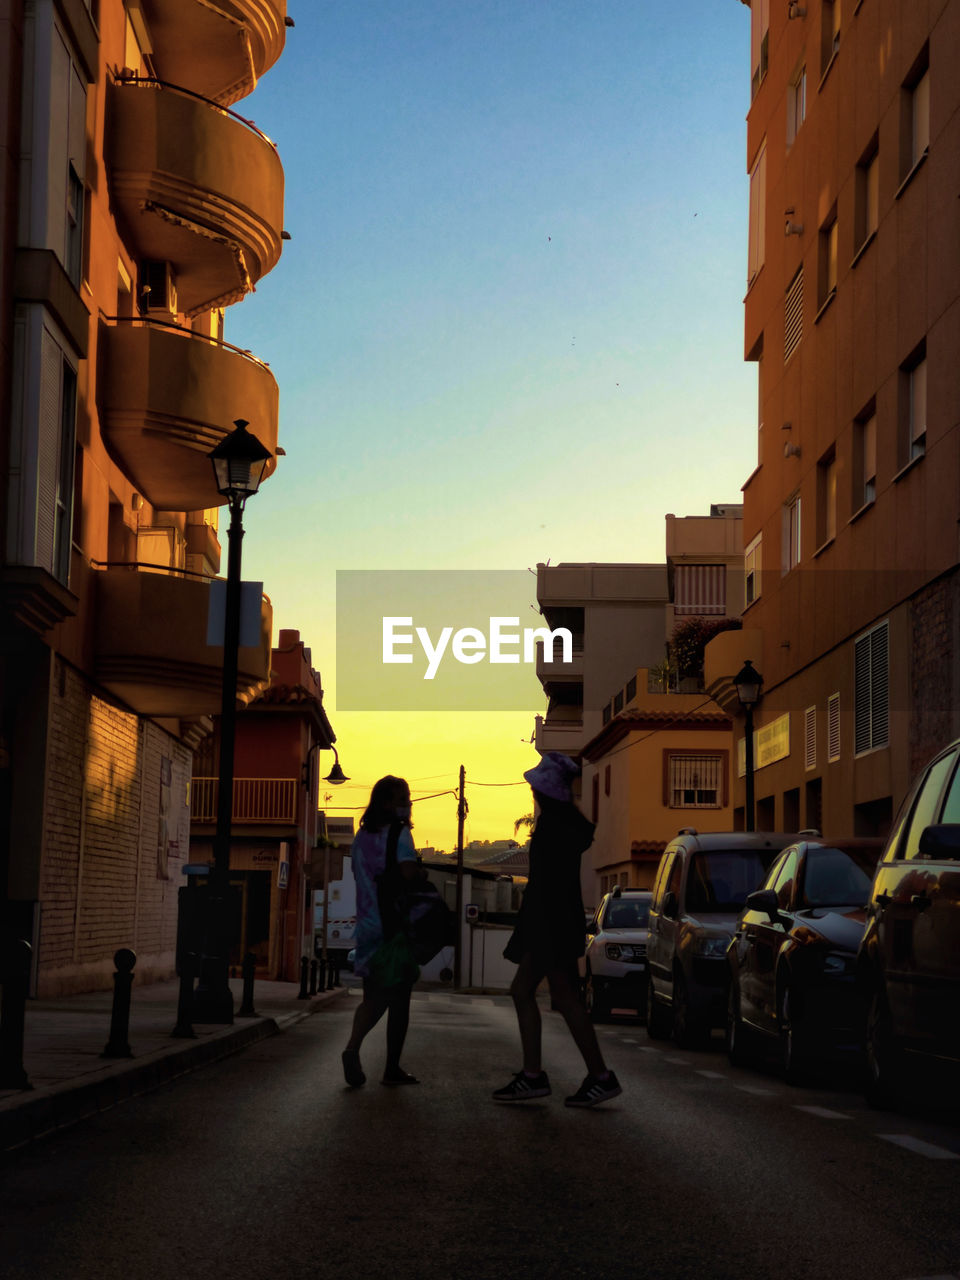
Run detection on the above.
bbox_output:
[94,566,272,718]
[98,318,278,511]
[139,0,287,106]
[106,78,284,316]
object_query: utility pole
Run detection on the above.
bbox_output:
[454,764,466,988]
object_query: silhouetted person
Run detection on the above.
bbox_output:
[494,753,622,1107]
[341,775,420,1087]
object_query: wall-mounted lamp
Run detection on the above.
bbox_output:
[788,3,807,18]
[324,745,349,785]
[784,442,802,459]
[785,220,804,236]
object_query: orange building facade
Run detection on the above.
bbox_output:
[711,0,960,838]
[1,1,289,995]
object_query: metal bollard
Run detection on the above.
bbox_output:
[309,958,318,996]
[0,938,33,1091]
[297,954,309,999]
[102,948,136,1058]
[326,956,336,990]
[171,950,197,1039]
[237,952,258,1018]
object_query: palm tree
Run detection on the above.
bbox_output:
[514,813,535,836]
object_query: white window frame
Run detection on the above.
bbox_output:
[827,692,841,763]
[804,706,817,772]
[745,533,762,606]
[668,755,724,810]
[783,495,801,573]
[748,142,767,286]
[788,65,807,144]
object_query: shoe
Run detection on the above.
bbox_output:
[381,1068,420,1085]
[564,1072,622,1107]
[342,1049,365,1088]
[492,1071,551,1102]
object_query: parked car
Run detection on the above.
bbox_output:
[646,828,802,1047]
[859,739,960,1106]
[726,839,882,1082]
[582,888,652,1021]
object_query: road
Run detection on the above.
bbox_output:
[2,988,960,1280]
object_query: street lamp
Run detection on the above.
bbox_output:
[194,419,272,1023]
[734,659,763,833]
[323,745,349,785]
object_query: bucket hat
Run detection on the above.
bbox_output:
[523,751,581,802]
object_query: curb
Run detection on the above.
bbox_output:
[1,987,348,1156]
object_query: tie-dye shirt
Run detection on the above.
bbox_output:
[351,824,417,977]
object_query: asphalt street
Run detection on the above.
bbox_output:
[2,989,960,1280]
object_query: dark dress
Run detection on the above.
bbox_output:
[504,801,596,968]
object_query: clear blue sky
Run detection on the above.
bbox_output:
[227,1,757,844]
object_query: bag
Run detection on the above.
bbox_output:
[378,822,457,966]
[367,931,420,988]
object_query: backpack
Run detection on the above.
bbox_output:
[377,822,457,965]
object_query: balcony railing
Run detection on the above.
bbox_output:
[191,776,298,824]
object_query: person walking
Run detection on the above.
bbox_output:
[341,775,421,1088]
[493,752,621,1107]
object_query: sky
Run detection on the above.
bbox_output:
[227,1,758,849]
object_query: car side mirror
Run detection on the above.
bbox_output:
[662,890,679,919]
[745,888,780,920]
[918,824,960,860]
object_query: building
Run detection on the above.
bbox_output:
[1,1,288,994]
[534,562,669,756]
[189,629,335,982]
[709,0,960,837]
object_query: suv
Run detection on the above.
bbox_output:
[859,739,960,1106]
[646,828,802,1047]
[582,888,652,1021]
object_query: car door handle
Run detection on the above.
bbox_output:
[910,894,932,911]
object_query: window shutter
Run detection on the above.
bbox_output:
[870,624,889,748]
[36,328,62,574]
[804,706,816,771]
[827,693,840,762]
[784,268,803,363]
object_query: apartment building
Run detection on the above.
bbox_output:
[708,0,960,836]
[1,1,288,995]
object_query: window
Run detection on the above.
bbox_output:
[827,692,841,762]
[854,621,889,755]
[751,0,770,99]
[772,848,800,910]
[804,706,817,771]
[818,209,838,309]
[667,755,724,810]
[900,49,930,180]
[784,268,803,363]
[816,448,837,546]
[49,26,88,287]
[854,405,877,507]
[899,343,926,467]
[745,533,762,605]
[604,764,611,796]
[901,752,954,860]
[55,363,77,583]
[788,65,807,144]
[855,138,879,252]
[748,142,767,285]
[821,0,841,75]
[674,565,726,616]
[783,494,801,572]
[591,773,599,822]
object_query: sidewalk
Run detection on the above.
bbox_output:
[0,976,351,1154]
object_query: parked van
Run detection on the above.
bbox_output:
[859,740,960,1106]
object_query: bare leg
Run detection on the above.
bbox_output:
[546,966,607,1077]
[384,982,413,1073]
[510,952,546,1073]
[345,987,390,1054]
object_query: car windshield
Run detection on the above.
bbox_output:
[602,900,650,929]
[800,847,875,908]
[686,851,769,912]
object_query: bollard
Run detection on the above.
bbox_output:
[237,951,258,1018]
[309,958,318,996]
[102,948,136,1058]
[171,950,197,1039]
[297,954,309,999]
[0,938,33,1091]
[326,957,336,990]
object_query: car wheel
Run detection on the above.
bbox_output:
[778,983,811,1085]
[864,986,903,1110]
[584,969,609,1022]
[646,976,671,1040]
[726,981,756,1068]
[673,970,708,1049]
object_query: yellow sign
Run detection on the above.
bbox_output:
[737,713,791,776]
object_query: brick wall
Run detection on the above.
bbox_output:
[38,660,192,996]
[910,572,960,777]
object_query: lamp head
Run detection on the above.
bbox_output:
[209,419,272,504]
[324,746,349,785]
[734,658,763,707]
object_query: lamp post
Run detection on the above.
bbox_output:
[317,750,349,984]
[734,659,763,833]
[194,419,272,1023]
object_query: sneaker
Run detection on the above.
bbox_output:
[342,1049,365,1088]
[492,1071,551,1102]
[564,1072,622,1108]
[381,1068,420,1086]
